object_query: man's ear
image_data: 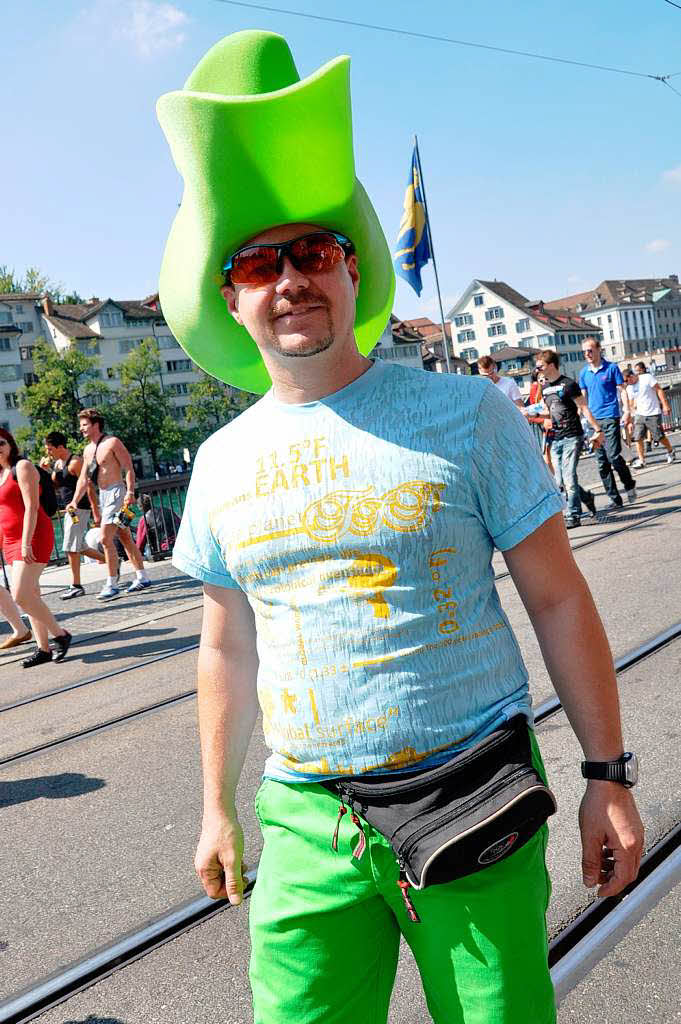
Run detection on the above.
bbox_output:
[220,283,243,325]
[346,253,360,297]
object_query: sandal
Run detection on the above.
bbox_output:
[0,629,32,650]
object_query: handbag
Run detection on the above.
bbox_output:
[322,716,556,923]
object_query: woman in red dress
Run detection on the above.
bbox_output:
[0,428,72,667]
[0,522,32,649]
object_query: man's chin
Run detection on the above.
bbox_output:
[270,333,334,358]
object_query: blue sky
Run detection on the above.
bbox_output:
[5,0,681,320]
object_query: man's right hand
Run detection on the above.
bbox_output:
[195,812,247,905]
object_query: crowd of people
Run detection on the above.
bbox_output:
[478,338,676,529]
[0,409,155,667]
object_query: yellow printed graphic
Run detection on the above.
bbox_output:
[236,479,443,550]
[345,553,398,619]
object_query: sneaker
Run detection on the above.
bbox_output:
[60,584,85,601]
[97,583,120,601]
[583,491,597,518]
[564,517,581,529]
[606,498,624,511]
[52,630,72,663]
[22,648,53,669]
[127,578,152,594]
[667,451,677,464]
[625,487,637,504]
[631,459,645,469]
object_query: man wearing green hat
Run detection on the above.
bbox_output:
[163,30,643,1024]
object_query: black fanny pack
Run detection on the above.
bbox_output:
[322,716,556,923]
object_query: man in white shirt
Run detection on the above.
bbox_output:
[625,363,676,467]
[477,355,524,408]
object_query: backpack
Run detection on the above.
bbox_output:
[12,461,59,517]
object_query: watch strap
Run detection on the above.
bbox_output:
[581,760,623,782]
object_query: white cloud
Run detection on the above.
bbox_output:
[644,238,672,254]
[662,164,681,185]
[73,0,189,58]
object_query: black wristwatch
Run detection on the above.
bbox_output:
[581,752,638,788]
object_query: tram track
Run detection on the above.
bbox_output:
[494,473,681,582]
[3,618,680,770]
[0,627,679,1023]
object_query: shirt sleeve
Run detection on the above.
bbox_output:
[612,365,624,386]
[507,380,522,401]
[470,383,564,551]
[172,442,241,589]
[563,379,582,400]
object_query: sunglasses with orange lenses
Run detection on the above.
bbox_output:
[222,231,354,286]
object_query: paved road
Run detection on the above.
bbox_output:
[1,442,679,1020]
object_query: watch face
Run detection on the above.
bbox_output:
[623,752,639,786]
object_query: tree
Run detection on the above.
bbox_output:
[186,370,257,445]
[113,337,184,473]
[18,339,104,456]
[0,262,74,300]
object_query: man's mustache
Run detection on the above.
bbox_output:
[269,292,330,321]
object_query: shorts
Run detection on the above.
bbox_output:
[61,509,92,552]
[99,483,125,526]
[249,732,555,1024]
[633,415,665,442]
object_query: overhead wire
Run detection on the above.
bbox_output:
[214,0,680,95]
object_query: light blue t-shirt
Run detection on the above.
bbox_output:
[173,360,562,782]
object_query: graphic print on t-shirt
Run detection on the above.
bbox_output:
[174,361,563,780]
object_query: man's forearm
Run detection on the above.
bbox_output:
[530,579,624,760]
[197,645,259,816]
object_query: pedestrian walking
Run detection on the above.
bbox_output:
[535,351,601,528]
[67,409,151,601]
[476,355,525,407]
[526,367,547,451]
[0,428,72,666]
[625,363,676,467]
[578,337,637,509]
[160,30,644,1024]
[42,431,106,600]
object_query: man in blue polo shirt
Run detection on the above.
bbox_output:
[579,337,636,509]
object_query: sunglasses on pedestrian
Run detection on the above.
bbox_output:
[222,231,354,286]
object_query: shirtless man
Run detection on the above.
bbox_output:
[67,408,151,601]
[42,431,105,600]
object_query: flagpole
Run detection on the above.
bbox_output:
[413,135,453,374]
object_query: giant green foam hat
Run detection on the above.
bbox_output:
[156,30,395,393]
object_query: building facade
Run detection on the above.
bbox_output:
[544,277,681,371]
[447,280,597,382]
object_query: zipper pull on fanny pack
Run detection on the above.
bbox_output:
[397,872,421,924]
[350,813,367,861]
[331,801,347,852]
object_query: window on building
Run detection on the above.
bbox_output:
[4,393,19,409]
[14,304,24,314]
[101,310,124,327]
[118,338,142,354]
[597,317,602,324]
[515,318,530,333]
[0,365,19,382]
[76,340,100,355]
[0,339,11,352]
[473,294,484,306]
[157,335,180,350]
[490,341,507,353]
[166,359,193,373]
[23,372,38,386]
[520,336,535,347]
[609,330,614,340]
[0,313,13,325]
[461,347,478,360]
[106,367,117,379]
[487,324,507,337]
[454,314,473,327]
[19,345,34,360]
[537,334,552,347]
[456,329,475,342]
[18,321,33,333]
[485,307,504,320]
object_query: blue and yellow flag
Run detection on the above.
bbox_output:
[393,147,431,296]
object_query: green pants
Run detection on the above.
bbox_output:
[250,743,556,1024]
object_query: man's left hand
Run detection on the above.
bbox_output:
[579,781,644,899]
[125,491,135,507]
